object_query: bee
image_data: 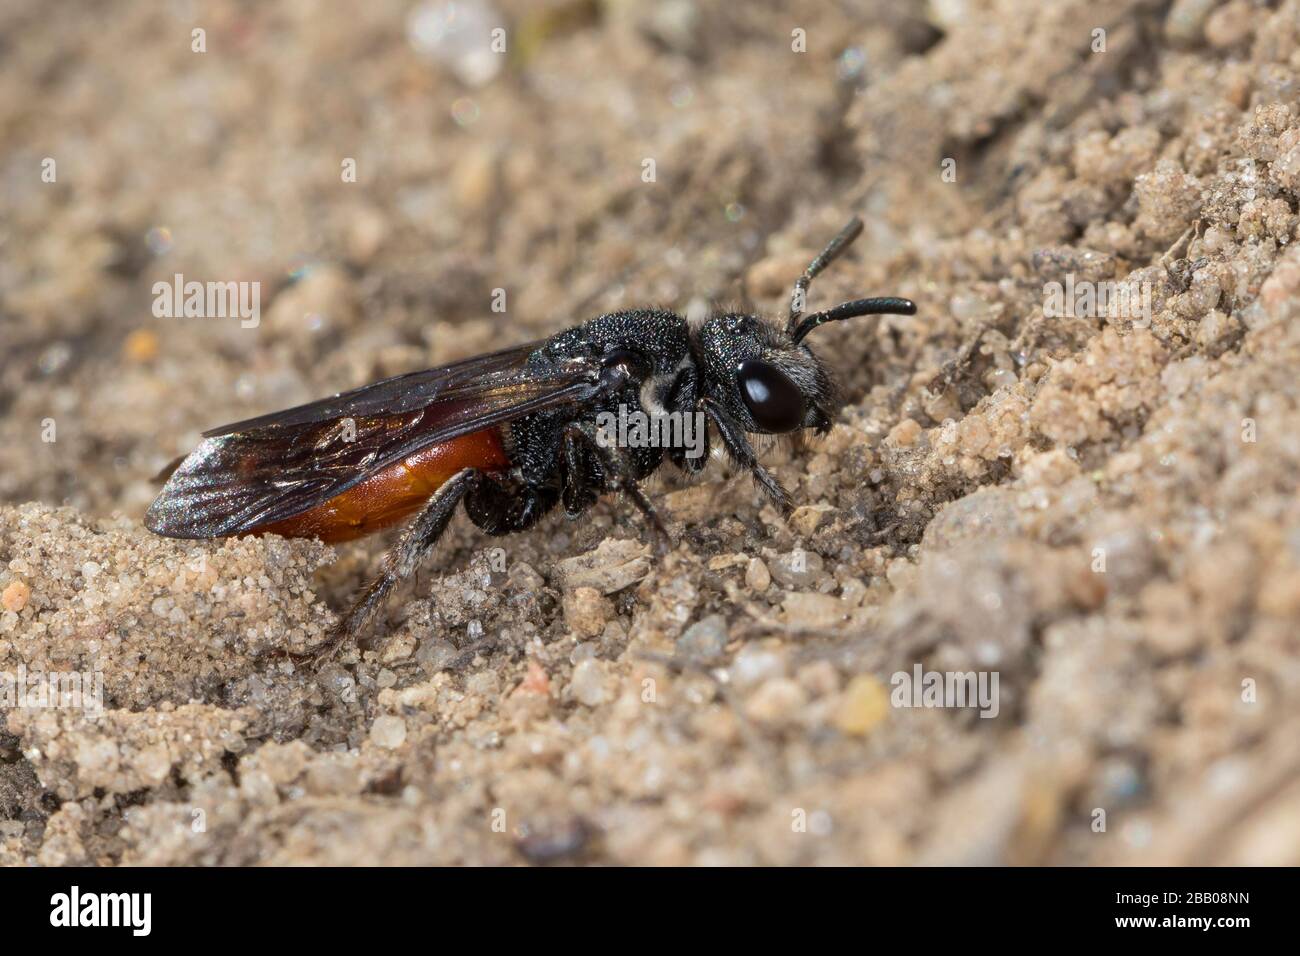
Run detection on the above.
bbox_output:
[147,218,916,658]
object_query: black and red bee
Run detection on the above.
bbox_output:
[146,217,915,657]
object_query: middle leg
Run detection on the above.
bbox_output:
[563,422,670,542]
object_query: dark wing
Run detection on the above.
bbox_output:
[202,340,548,436]
[146,342,603,538]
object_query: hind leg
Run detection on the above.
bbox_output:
[317,467,481,662]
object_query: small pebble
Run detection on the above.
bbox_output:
[122,329,159,363]
[516,659,551,697]
[556,538,650,594]
[790,504,833,536]
[744,678,808,726]
[781,592,845,629]
[833,675,890,736]
[416,638,459,671]
[888,418,922,446]
[563,587,611,639]
[570,659,609,707]
[769,550,824,588]
[1204,0,1253,48]
[676,614,729,662]
[370,715,408,750]
[452,144,499,212]
[745,557,771,592]
[1164,0,1217,45]
[2,580,31,613]
[346,206,388,264]
[730,645,787,690]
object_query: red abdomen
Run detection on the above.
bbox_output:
[253,428,509,543]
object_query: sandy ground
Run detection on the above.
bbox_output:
[3,0,1300,865]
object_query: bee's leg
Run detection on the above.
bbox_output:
[665,365,709,475]
[464,475,558,535]
[786,216,864,332]
[563,422,670,544]
[317,467,481,663]
[668,422,710,475]
[561,421,601,517]
[701,398,793,515]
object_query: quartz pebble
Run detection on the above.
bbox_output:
[370,715,408,750]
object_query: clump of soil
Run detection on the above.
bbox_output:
[3,0,1299,865]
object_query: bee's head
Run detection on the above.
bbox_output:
[697,295,916,435]
[698,312,834,434]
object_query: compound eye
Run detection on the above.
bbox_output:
[737,359,805,432]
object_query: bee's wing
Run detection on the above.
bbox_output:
[201,340,549,437]
[147,343,604,538]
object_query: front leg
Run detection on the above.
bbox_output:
[317,467,480,662]
[701,398,794,514]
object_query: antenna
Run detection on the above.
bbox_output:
[791,296,916,344]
